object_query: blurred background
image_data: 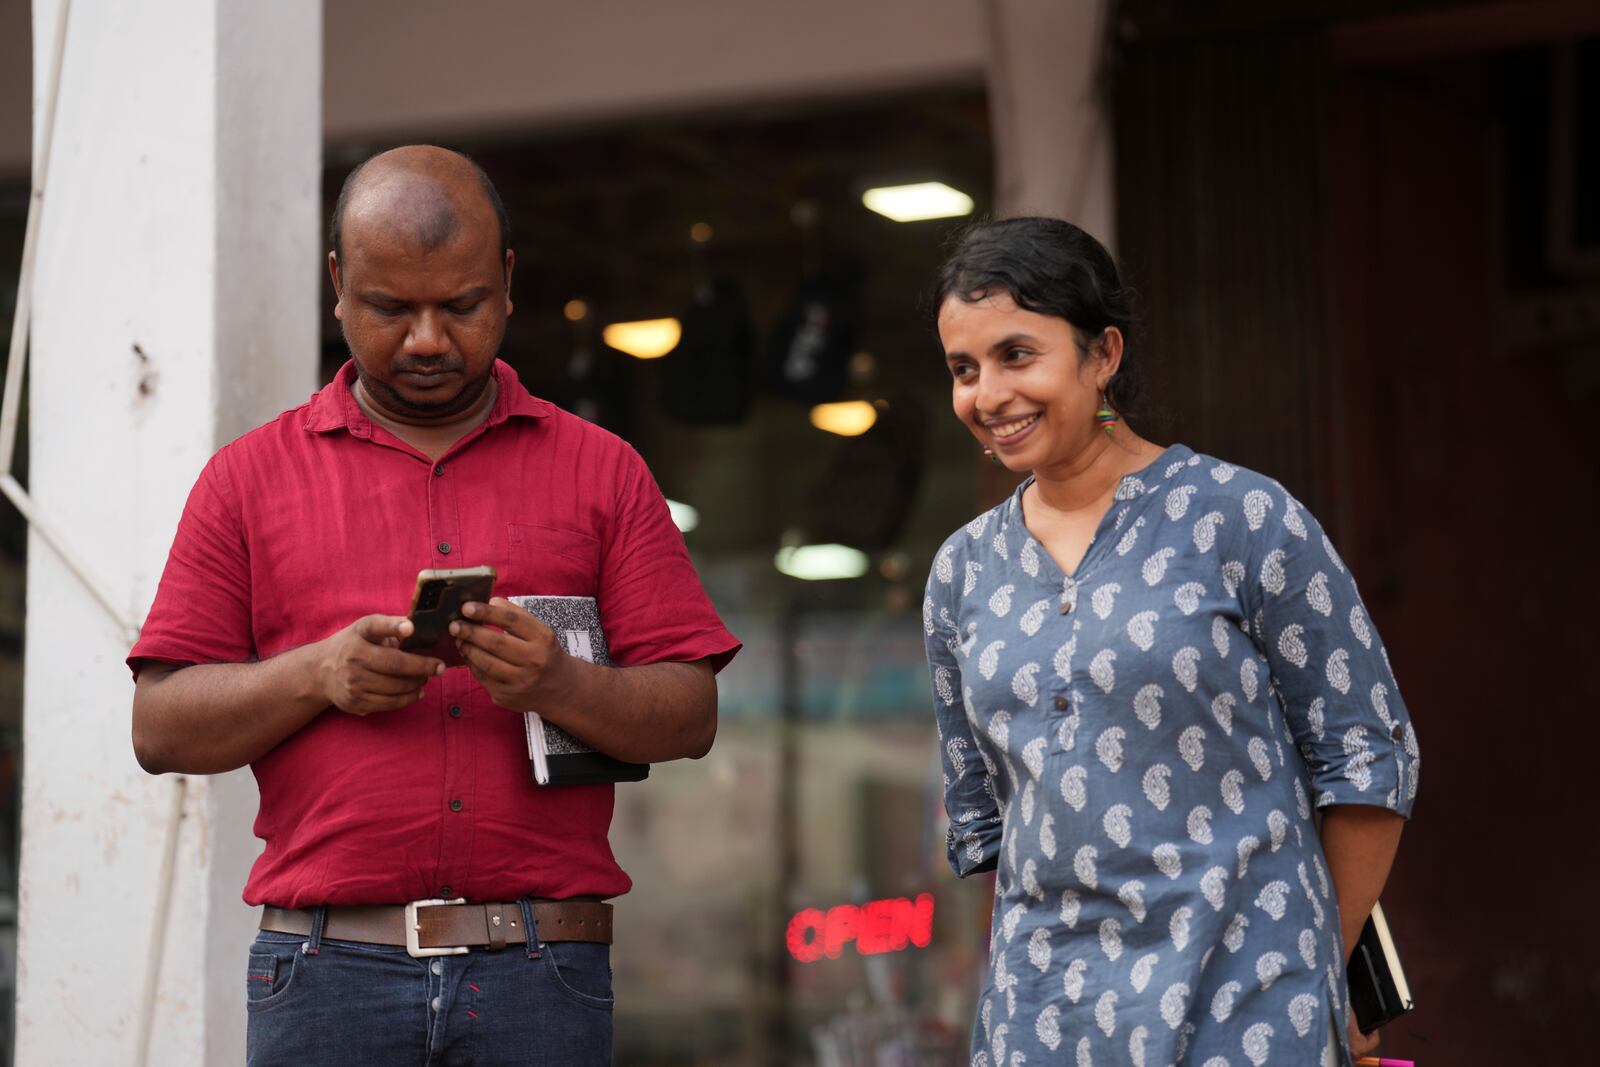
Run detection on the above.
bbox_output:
[0,0,1597,1063]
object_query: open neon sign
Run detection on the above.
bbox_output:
[786,893,935,962]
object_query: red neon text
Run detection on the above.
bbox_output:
[786,893,935,962]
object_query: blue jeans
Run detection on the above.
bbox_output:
[245,902,613,1066]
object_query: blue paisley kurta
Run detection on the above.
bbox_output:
[923,445,1419,1067]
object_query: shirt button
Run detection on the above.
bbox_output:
[450,798,463,812]
[430,996,441,1012]
[1391,724,1404,740]
[449,704,463,718]
[433,463,445,476]
[431,960,443,975]
[437,541,452,554]
[1053,696,1069,711]
[440,885,453,897]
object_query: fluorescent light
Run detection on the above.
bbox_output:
[861,182,973,223]
[775,544,870,581]
[603,318,681,359]
[809,400,878,437]
[667,499,699,533]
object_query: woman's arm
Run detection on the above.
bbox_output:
[1320,804,1406,960]
[1321,804,1406,1058]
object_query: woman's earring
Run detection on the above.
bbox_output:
[1095,394,1119,434]
[981,447,1003,466]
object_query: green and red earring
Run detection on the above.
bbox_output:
[1095,394,1119,434]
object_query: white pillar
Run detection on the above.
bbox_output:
[984,0,1116,247]
[18,2,320,1064]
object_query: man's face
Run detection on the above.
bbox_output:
[330,204,514,424]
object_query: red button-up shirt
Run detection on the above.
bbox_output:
[130,360,739,907]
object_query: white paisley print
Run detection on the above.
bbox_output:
[924,446,1418,1067]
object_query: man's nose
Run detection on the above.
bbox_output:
[404,308,449,355]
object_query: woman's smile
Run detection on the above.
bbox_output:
[988,412,1042,446]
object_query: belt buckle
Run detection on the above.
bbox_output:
[405,897,470,958]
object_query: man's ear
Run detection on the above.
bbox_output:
[328,252,345,321]
[502,249,515,317]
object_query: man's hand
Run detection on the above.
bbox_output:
[449,598,571,711]
[314,614,444,716]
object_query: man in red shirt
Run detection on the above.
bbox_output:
[129,145,739,1066]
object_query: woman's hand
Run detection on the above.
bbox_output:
[1347,1006,1379,1058]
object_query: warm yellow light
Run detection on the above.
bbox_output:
[809,400,878,437]
[861,182,974,223]
[563,299,589,322]
[689,222,714,243]
[603,318,681,359]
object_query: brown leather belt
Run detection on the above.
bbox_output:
[260,900,612,957]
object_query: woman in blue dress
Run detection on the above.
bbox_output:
[923,218,1417,1067]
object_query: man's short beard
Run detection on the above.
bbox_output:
[352,358,494,421]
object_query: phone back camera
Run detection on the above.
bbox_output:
[418,585,443,611]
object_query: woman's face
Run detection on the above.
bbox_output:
[938,290,1115,473]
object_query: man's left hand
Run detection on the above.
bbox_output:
[450,598,573,711]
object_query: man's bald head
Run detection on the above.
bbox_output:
[330,145,510,264]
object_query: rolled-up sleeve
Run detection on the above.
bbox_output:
[1244,492,1419,816]
[924,556,1002,876]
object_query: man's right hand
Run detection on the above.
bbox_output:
[314,615,445,716]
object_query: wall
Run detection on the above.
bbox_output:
[16,2,319,1063]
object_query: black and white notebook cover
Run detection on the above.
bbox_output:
[1348,899,1415,1034]
[507,595,649,787]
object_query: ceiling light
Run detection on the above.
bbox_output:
[861,182,973,222]
[563,299,589,322]
[666,499,700,534]
[774,543,870,581]
[808,400,878,437]
[689,222,713,243]
[603,318,681,359]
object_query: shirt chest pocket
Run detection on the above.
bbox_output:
[505,522,602,597]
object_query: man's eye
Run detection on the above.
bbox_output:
[372,305,405,318]
[447,302,482,315]
[1003,347,1030,361]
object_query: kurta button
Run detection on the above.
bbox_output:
[438,541,452,554]
[1060,601,1072,614]
[449,705,463,718]
[1054,696,1069,711]
[449,798,463,812]
[433,463,445,477]
[1391,724,1403,740]
[440,885,452,896]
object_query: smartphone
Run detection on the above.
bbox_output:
[399,565,496,665]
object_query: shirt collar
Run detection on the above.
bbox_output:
[303,359,552,436]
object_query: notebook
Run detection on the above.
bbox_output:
[506,595,650,787]
[1348,900,1415,1034]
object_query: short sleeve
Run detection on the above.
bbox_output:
[128,450,254,675]
[924,555,1002,876]
[597,446,740,671]
[1242,491,1419,816]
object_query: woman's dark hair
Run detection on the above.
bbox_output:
[934,216,1140,414]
